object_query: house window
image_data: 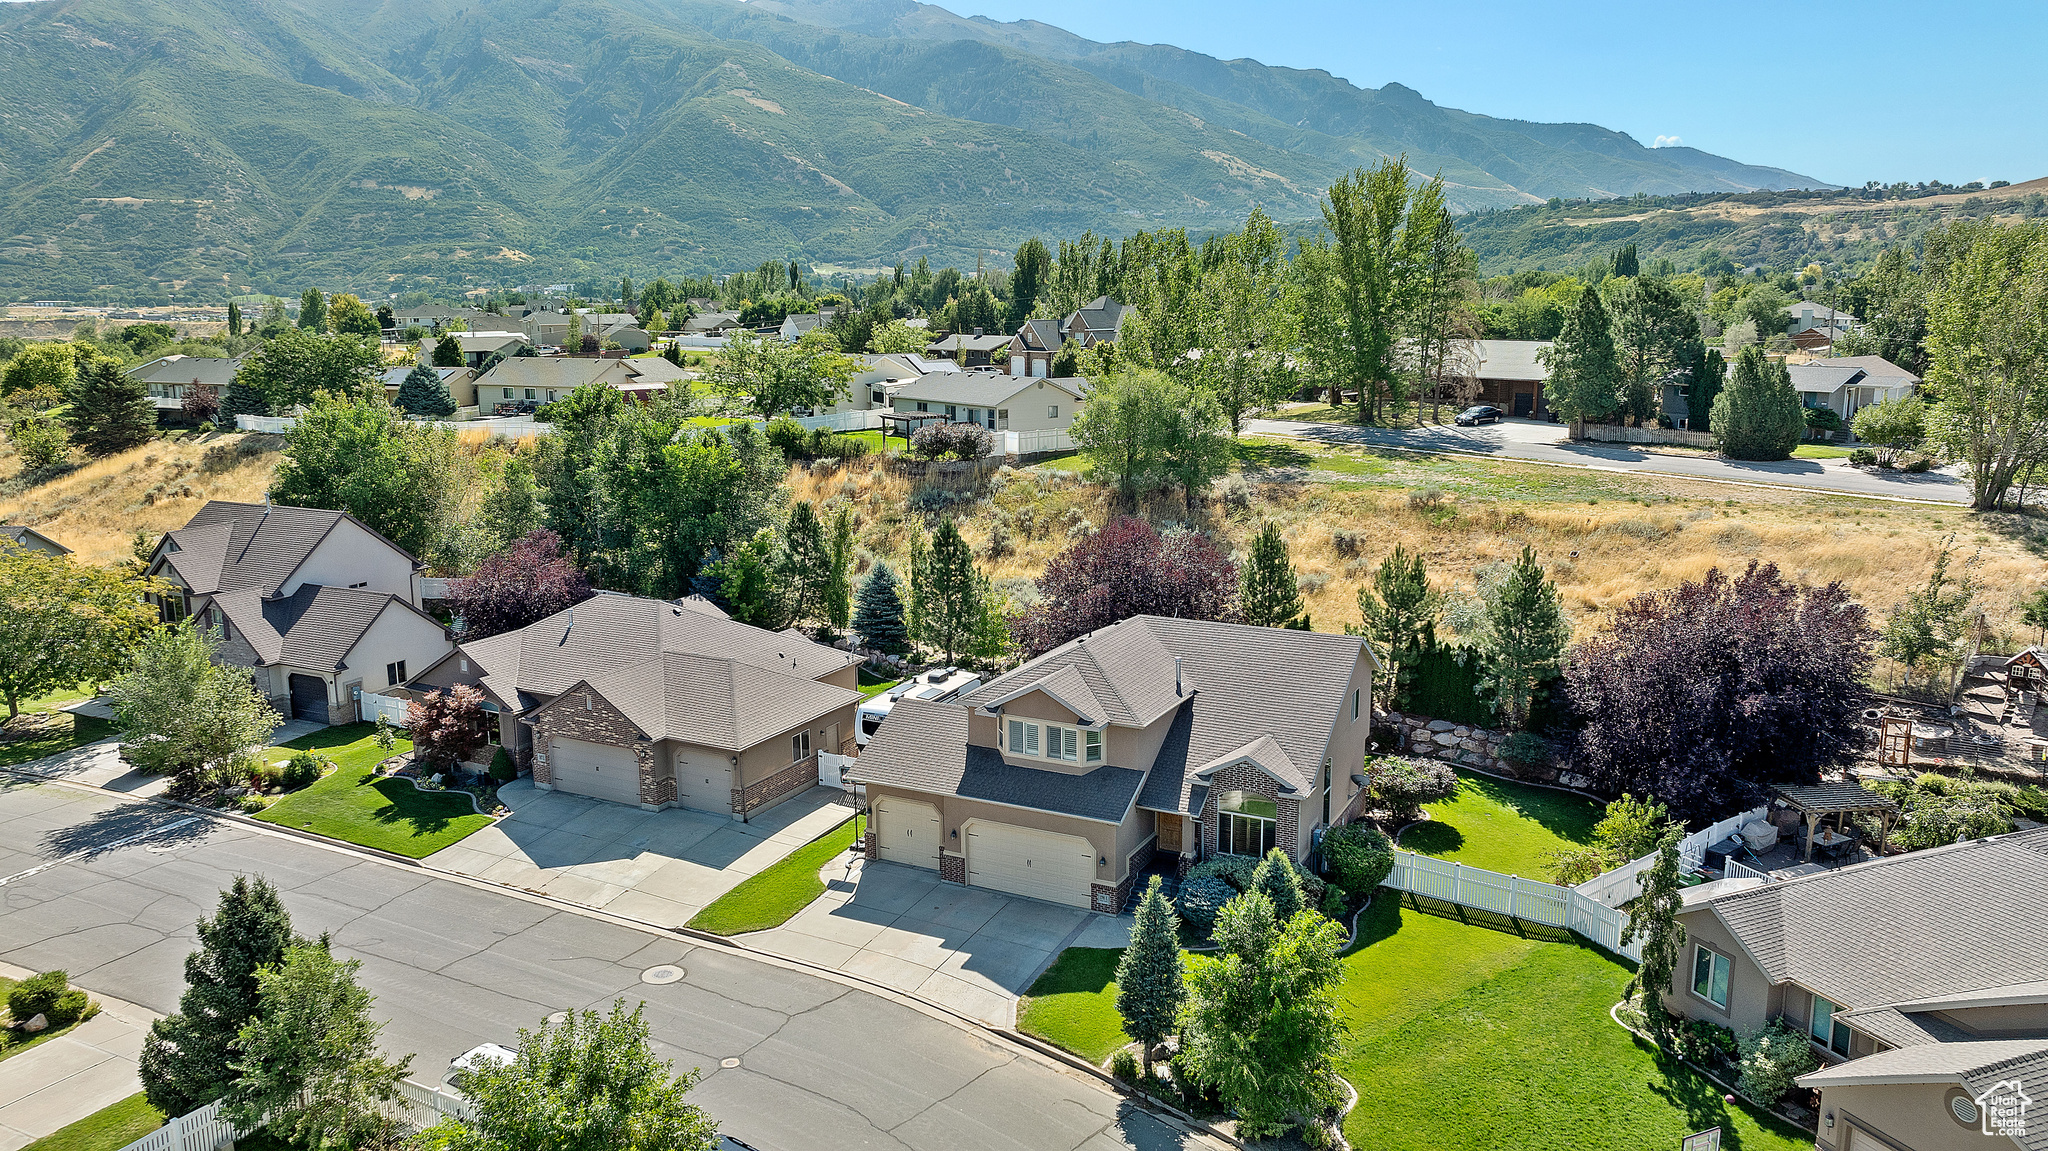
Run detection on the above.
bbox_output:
[1005,719,1082,761]
[1352,689,1360,720]
[1007,718,1040,756]
[1809,995,1852,1056]
[791,729,811,761]
[871,388,885,406]
[945,404,958,421]
[1085,730,1102,763]
[525,388,536,400]
[487,722,501,746]
[503,388,513,399]
[1691,945,1731,1008]
[385,661,407,686]
[1219,791,1277,856]
[1048,404,1059,420]
[916,401,929,413]
[1323,759,1332,825]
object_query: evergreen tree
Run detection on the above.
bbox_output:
[1477,545,1568,730]
[395,364,457,417]
[431,335,466,368]
[689,547,731,613]
[709,530,785,629]
[1622,827,1687,1034]
[1250,847,1306,922]
[1710,345,1805,461]
[853,562,909,654]
[220,374,271,420]
[1113,876,1185,1079]
[1349,545,1441,708]
[1540,286,1621,426]
[904,524,929,652]
[478,455,542,549]
[66,357,157,456]
[1612,242,1640,278]
[227,301,242,337]
[825,505,855,633]
[298,288,326,332]
[1238,522,1308,629]
[1007,237,1052,332]
[139,877,296,1116]
[1686,347,1726,433]
[917,518,984,665]
[778,500,832,628]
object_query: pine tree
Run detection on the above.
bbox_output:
[1623,827,1687,1034]
[1687,347,1726,433]
[66,357,157,456]
[1540,287,1621,427]
[394,364,456,417]
[1239,522,1308,629]
[917,518,984,665]
[1250,847,1306,922]
[1710,345,1805,461]
[1478,545,1568,730]
[1612,242,1640,278]
[431,335,466,368]
[853,562,909,654]
[825,505,855,634]
[220,372,271,420]
[139,877,297,1116]
[1349,545,1441,707]
[1114,876,1185,1079]
[778,500,832,628]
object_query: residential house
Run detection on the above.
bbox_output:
[1466,340,1554,418]
[439,331,532,371]
[0,525,69,555]
[146,501,452,725]
[1006,296,1131,377]
[924,331,1014,368]
[390,306,495,332]
[130,354,242,413]
[475,355,687,408]
[846,616,1378,912]
[1660,828,2048,1151]
[1789,357,1919,424]
[811,353,961,416]
[778,310,842,342]
[1788,301,1858,337]
[403,593,861,816]
[888,372,1088,434]
[681,311,742,336]
[378,365,479,410]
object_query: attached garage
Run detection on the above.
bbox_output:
[964,821,1095,909]
[549,738,642,806]
[671,747,734,815]
[287,674,329,724]
[875,796,941,869]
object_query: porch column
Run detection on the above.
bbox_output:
[1803,811,1817,862]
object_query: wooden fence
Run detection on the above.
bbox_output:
[1384,850,1641,961]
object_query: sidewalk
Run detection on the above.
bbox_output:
[0,962,162,1151]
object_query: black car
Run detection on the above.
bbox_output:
[1454,405,1504,426]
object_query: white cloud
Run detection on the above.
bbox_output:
[1652,135,1683,149]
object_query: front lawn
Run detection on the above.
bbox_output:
[685,813,862,935]
[19,1093,163,1151]
[1398,769,1600,878]
[254,724,491,858]
[1793,444,1853,459]
[0,711,115,770]
[1017,947,1131,1065]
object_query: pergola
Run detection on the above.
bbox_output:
[878,410,946,451]
[1774,782,1899,862]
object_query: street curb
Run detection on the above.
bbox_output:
[999,1028,1253,1151]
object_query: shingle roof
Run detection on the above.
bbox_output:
[131,355,242,387]
[1017,318,1064,351]
[926,333,1016,354]
[457,592,854,710]
[1068,296,1128,342]
[846,698,1145,822]
[1835,1006,1978,1049]
[162,501,395,596]
[1701,827,2048,1011]
[575,652,860,750]
[1773,781,1899,813]
[1797,1036,2048,1086]
[1193,733,1308,795]
[0,525,69,554]
[892,372,1086,408]
[1788,362,1867,392]
[211,585,420,670]
[1474,340,1552,382]
[1821,354,1920,385]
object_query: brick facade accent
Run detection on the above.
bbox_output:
[529,688,658,805]
[734,755,816,819]
[1198,761,1301,862]
[863,827,878,860]
[1091,874,1133,914]
[939,851,966,885]
[1126,835,1157,880]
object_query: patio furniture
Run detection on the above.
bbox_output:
[1773,782,1899,862]
[1739,820,1779,851]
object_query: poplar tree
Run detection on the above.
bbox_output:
[1239,522,1307,629]
[298,288,326,331]
[1114,877,1185,1080]
[140,877,297,1116]
[227,301,242,337]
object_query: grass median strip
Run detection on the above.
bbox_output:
[686,813,862,935]
[1017,947,1132,1065]
[19,1093,164,1151]
[254,723,491,858]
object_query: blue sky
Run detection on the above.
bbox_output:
[957,0,2044,188]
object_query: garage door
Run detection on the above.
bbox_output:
[287,674,328,724]
[549,738,642,806]
[672,747,733,815]
[874,796,940,869]
[965,822,1095,909]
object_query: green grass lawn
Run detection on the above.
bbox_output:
[856,670,901,700]
[1017,947,1133,1064]
[685,814,862,935]
[19,1093,163,1151]
[1793,444,1853,459]
[1398,769,1601,878]
[254,724,491,858]
[0,710,115,770]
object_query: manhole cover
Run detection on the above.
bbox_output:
[640,964,685,985]
[719,1058,741,1069]
[545,1011,568,1025]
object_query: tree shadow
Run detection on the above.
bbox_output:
[275,722,380,753]
[366,775,471,835]
[1397,892,1577,945]
[39,800,212,859]
[1397,820,1464,855]
[1232,440,1312,471]
[1459,771,1601,847]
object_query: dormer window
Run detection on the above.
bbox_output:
[1006,719,1096,764]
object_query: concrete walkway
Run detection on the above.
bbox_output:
[749,858,1133,1028]
[5,738,167,798]
[421,781,854,928]
[0,963,161,1151]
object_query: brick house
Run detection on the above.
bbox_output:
[847,616,1378,913]
[1006,295,1130,378]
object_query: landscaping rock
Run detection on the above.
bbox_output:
[1558,771,1594,789]
[1426,720,1456,732]
[20,1013,47,1032]
[1431,731,1458,747]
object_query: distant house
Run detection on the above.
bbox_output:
[390,306,495,332]
[1006,296,1131,378]
[1466,340,1554,418]
[146,501,452,726]
[1788,301,1858,337]
[377,365,479,410]
[440,331,532,371]
[1662,827,2048,1151]
[130,354,242,412]
[778,310,843,342]
[0,525,70,556]
[1788,357,1919,423]
[923,331,1014,369]
[811,353,961,416]
[681,311,742,336]
[475,355,687,408]
[888,372,1089,434]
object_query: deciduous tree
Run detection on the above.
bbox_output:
[233,326,380,412]
[324,293,381,338]
[108,623,280,783]
[270,390,457,558]
[1017,517,1237,655]
[405,684,491,771]
[1609,276,1703,426]
[825,504,855,634]
[1921,218,2048,510]
[1850,396,1926,466]
[297,288,326,332]
[447,530,593,640]
[702,331,855,417]
[1,343,77,397]
[1624,827,1687,1034]
[1321,158,1417,423]
[0,548,160,720]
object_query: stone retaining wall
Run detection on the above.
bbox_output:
[1383,710,1590,789]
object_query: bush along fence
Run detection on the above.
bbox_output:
[1383,849,1643,961]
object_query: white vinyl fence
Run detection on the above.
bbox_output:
[357,691,411,727]
[1004,428,1074,454]
[1570,805,1769,908]
[116,1101,239,1151]
[777,409,884,433]
[1384,850,1643,961]
[233,414,297,433]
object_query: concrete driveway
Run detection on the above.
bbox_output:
[421,780,853,928]
[749,859,1133,1027]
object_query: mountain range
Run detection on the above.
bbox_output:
[0,0,1832,300]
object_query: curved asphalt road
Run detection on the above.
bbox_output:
[0,782,1203,1151]
[1242,416,1969,504]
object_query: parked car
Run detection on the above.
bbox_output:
[1454,405,1504,426]
[856,666,983,747]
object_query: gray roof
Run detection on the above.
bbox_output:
[131,355,241,387]
[926,333,1015,354]
[572,651,860,750]
[1474,340,1552,382]
[1821,354,1920,385]
[681,312,740,332]
[1773,781,1898,813]
[1016,318,1065,351]
[474,356,685,394]
[1835,1005,1979,1049]
[1698,827,2048,1013]
[893,372,1087,408]
[453,332,530,352]
[454,591,854,711]
[211,584,425,670]
[1788,362,1866,393]
[1798,1035,2048,1090]
[0,525,69,554]
[161,501,411,597]
[1067,296,1128,343]
[846,698,1146,823]
[377,366,468,388]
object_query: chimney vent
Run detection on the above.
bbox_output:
[1175,657,1183,696]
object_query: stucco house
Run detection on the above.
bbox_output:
[888,372,1089,433]
[404,592,862,817]
[1007,295,1131,377]
[378,365,479,410]
[131,354,243,413]
[847,616,1378,913]
[475,355,687,408]
[0,524,70,555]
[146,501,452,725]
[1660,827,2048,1151]
[809,353,961,416]
[1789,357,1920,424]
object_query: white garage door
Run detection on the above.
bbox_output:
[965,822,1095,909]
[549,738,641,806]
[672,747,733,815]
[875,796,941,869]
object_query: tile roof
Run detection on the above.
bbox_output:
[846,698,1145,823]
[892,372,1086,408]
[1699,827,2048,1012]
[211,585,421,670]
[575,652,860,750]
[163,501,395,596]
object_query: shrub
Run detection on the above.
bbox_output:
[911,421,994,461]
[764,417,809,459]
[1847,448,1878,467]
[1365,756,1458,822]
[1185,855,1260,891]
[372,714,397,752]
[280,751,324,789]
[7,970,95,1029]
[251,763,284,791]
[1902,456,1933,473]
[1320,822,1394,896]
[1499,731,1553,770]
[1174,872,1237,931]
[489,746,518,784]
[1675,1019,1739,1067]
[806,427,871,460]
[1736,1018,1821,1106]
[1109,1049,1140,1083]
[1319,884,1348,922]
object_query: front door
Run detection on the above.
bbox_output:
[1157,813,1183,853]
[1512,391,1533,417]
